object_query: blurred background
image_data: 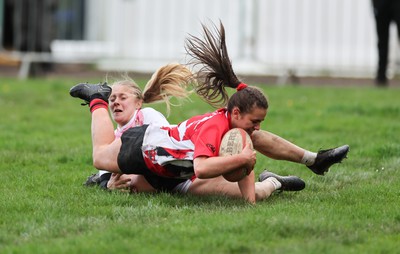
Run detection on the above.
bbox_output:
[0,0,399,85]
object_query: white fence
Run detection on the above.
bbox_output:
[49,0,400,78]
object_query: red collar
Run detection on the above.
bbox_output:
[217,108,231,129]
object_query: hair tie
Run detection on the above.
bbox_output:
[236,83,248,91]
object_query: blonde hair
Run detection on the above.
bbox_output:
[112,63,194,115]
[112,79,143,99]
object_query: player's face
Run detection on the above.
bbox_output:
[231,106,267,135]
[109,85,142,126]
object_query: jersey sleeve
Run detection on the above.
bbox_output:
[192,115,228,159]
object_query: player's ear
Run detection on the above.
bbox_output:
[231,107,241,119]
[135,100,143,109]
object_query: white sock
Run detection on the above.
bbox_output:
[265,177,282,190]
[99,170,111,177]
[301,150,317,166]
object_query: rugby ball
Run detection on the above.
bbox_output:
[219,128,253,182]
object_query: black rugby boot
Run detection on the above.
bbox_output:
[84,173,101,187]
[307,145,349,175]
[258,170,305,191]
[69,82,111,105]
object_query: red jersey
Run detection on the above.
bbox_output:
[141,108,231,178]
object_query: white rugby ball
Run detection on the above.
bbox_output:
[219,128,253,182]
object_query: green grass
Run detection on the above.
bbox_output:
[0,77,399,254]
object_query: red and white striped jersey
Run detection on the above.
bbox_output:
[141,108,231,178]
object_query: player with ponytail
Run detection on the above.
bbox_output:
[70,22,307,203]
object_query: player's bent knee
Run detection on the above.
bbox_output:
[92,150,108,170]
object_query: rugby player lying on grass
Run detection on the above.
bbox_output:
[71,22,348,203]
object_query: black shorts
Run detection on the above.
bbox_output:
[143,174,189,192]
[117,125,188,192]
[118,125,148,175]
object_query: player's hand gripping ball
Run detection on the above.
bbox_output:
[219,128,254,182]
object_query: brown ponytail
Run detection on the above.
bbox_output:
[185,21,241,107]
[185,21,268,113]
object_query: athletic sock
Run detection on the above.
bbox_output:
[89,98,108,113]
[265,177,282,190]
[301,150,317,166]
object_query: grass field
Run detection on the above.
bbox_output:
[0,76,399,253]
